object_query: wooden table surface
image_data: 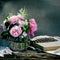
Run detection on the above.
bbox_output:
[0,49,59,60]
[14,50,60,60]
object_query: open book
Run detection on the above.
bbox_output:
[31,35,60,51]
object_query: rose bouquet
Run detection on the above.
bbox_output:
[1,8,37,51]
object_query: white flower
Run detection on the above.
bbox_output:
[3,20,7,24]
[23,32,27,37]
[25,19,28,25]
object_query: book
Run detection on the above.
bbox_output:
[31,35,60,51]
[36,41,60,51]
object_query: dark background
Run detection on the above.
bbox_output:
[0,0,60,36]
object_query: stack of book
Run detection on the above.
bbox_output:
[31,36,60,51]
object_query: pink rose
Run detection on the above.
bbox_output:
[27,18,37,36]
[8,15,24,24]
[17,15,24,20]
[18,20,25,27]
[9,26,22,37]
[8,15,19,24]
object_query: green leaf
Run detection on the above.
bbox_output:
[1,30,9,38]
[4,14,10,20]
[21,24,29,32]
[24,25,30,31]
[19,8,27,18]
